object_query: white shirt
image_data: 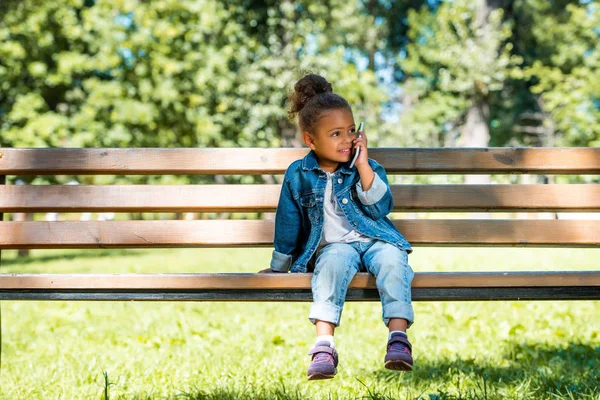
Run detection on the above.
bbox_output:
[318,171,375,248]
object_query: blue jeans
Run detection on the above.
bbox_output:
[309,240,414,328]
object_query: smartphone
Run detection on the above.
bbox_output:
[349,121,364,168]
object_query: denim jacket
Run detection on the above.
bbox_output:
[270,150,412,273]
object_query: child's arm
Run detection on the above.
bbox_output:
[352,127,375,191]
[266,177,302,273]
[351,131,393,219]
[356,163,375,191]
[355,161,394,220]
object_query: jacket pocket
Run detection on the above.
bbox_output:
[300,194,316,208]
[300,193,319,224]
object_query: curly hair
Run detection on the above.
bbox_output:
[287,74,351,134]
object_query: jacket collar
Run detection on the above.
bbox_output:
[301,150,354,175]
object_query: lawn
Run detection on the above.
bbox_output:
[0,247,598,399]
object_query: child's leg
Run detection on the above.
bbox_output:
[307,243,360,380]
[363,241,414,371]
[315,320,335,353]
[316,320,335,336]
[309,243,361,329]
[388,318,408,332]
[362,241,414,329]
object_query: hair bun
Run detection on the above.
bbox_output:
[288,74,333,118]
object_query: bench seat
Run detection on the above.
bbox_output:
[1,272,599,301]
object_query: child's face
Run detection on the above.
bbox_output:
[303,108,357,173]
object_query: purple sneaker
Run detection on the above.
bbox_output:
[384,333,413,371]
[307,341,338,380]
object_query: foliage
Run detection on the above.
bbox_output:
[397,0,600,148]
[1,0,598,151]
[518,1,600,146]
[0,0,387,150]
[399,1,520,146]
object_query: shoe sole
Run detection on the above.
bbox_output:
[307,370,337,380]
[384,360,413,371]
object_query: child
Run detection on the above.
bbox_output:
[265,74,415,380]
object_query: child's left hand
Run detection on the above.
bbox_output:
[352,128,369,168]
[258,268,285,273]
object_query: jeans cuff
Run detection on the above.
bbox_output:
[309,302,342,327]
[382,300,414,328]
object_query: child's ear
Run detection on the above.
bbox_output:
[302,131,316,150]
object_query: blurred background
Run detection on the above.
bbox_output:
[1,0,598,151]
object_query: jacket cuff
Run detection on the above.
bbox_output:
[269,250,293,272]
[356,173,386,205]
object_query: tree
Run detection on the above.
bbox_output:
[0,0,389,154]
[515,1,600,147]
[398,0,520,149]
[2,0,598,157]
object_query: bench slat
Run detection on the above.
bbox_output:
[1,272,598,289]
[1,220,598,249]
[2,148,599,175]
[1,287,598,301]
[2,184,599,212]
[1,273,598,301]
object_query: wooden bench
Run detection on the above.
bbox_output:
[0,147,599,301]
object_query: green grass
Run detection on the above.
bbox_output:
[0,247,599,399]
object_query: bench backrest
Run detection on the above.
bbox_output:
[1,147,599,250]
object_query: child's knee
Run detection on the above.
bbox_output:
[313,258,357,286]
[374,251,414,291]
[315,244,360,275]
[380,255,413,276]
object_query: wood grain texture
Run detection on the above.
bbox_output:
[2,147,599,175]
[0,220,598,249]
[1,271,598,289]
[2,184,599,212]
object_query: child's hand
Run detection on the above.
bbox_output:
[258,268,285,273]
[352,128,368,168]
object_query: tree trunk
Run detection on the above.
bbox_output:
[279,119,301,148]
[462,101,491,185]
[461,0,501,177]
[460,0,502,218]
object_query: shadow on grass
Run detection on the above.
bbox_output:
[117,342,600,400]
[126,383,310,400]
[367,341,600,399]
[0,249,147,266]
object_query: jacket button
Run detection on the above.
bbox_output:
[353,221,358,226]
[376,234,381,237]
[337,178,343,184]
[342,198,348,204]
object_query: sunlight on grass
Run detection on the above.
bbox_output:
[0,248,598,399]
